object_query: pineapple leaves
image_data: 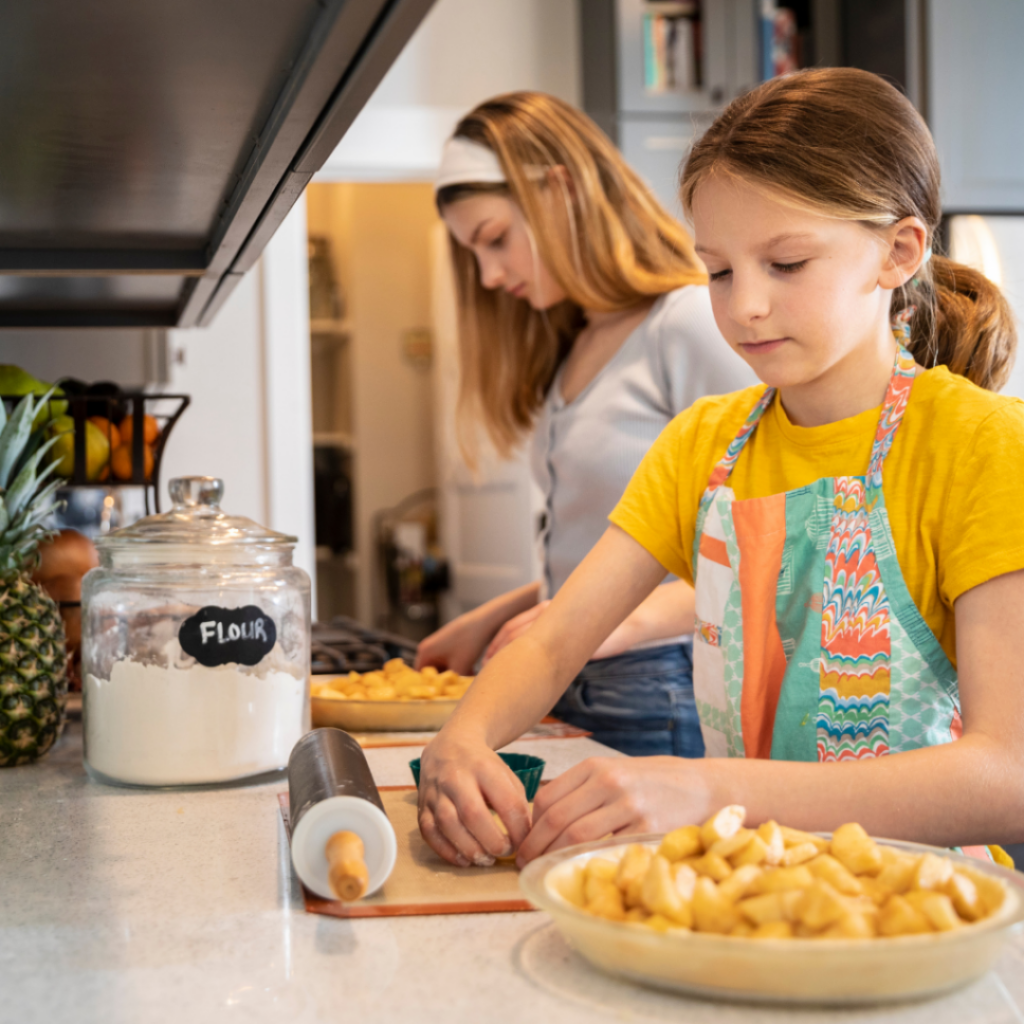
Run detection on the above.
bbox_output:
[29,475,63,512]
[3,433,62,522]
[3,481,62,572]
[11,537,48,570]
[13,424,46,483]
[5,511,58,553]
[0,394,37,490]
[6,478,63,542]
[0,388,59,490]
[0,393,7,434]
[0,388,65,574]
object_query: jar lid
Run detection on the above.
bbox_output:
[98,477,296,559]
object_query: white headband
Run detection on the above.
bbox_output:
[435,135,549,192]
[435,137,507,191]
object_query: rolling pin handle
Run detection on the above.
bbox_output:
[288,729,396,900]
[326,830,369,901]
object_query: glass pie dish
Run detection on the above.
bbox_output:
[310,694,458,732]
[519,833,1024,1005]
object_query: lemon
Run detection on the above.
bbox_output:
[48,417,110,481]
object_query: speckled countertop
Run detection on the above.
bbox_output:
[3,723,1024,1024]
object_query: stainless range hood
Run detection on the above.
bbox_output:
[0,0,434,329]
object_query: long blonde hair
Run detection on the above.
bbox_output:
[680,68,1016,390]
[438,92,706,460]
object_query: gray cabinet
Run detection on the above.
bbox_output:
[615,0,720,114]
[618,115,716,215]
[582,0,832,217]
[928,0,1024,213]
[580,0,763,216]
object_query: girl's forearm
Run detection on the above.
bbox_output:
[621,580,695,647]
[445,631,573,750]
[704,734,1024,847]
[474,581,541,634]
[442,527,669,750]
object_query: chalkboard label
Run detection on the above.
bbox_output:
[179,605,277,667]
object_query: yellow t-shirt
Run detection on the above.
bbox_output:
[609,366,1024,666]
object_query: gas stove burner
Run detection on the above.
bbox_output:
[311,616,418,675]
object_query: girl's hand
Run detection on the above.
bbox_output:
[417,729,533,866]
[515,756,714,866]
[416,530,671,863]
[417,582,543,673]
[482,601,550,664]
[415,609,493,673]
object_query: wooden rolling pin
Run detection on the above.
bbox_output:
[288,728,397,902]
[326,830,369,901]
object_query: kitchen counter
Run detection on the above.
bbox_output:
[3,724,1024,1024]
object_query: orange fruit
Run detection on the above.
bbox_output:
[88,416,121,450]
[111,445,133,481]
[119,413,159,445]
[112,440,155,482]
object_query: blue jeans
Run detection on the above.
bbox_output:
[551,641,704,758]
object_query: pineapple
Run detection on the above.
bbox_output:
[0,390,67,766]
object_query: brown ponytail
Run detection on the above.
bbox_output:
[899,255,1015,390]
[680,68,1017,391]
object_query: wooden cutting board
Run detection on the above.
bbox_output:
[279,786,535,918]
[347,716,589,749]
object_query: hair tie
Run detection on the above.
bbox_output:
[910,246,933,287]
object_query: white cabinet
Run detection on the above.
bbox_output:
[928,0,1024,213]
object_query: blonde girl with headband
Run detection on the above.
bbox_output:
[417,69,1024,869]
[415,92,755,766]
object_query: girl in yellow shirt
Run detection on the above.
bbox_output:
[416,68,1024,867]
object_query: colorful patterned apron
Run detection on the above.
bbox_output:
[690,315,1008,864]
[692,315,964,766]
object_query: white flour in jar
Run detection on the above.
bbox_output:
[84,640,308,786]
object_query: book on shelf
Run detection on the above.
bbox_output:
[642,2,701,94]
[759,1,799,81]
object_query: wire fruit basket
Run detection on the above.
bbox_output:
[0,387,190,514]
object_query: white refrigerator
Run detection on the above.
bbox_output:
[948,216,1024,399]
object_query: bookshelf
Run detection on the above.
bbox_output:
[580,0,842,215]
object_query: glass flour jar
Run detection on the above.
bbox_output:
[81,477,311,787]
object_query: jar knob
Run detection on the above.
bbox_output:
[169,477,224,509]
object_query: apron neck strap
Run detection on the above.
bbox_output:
[702,385,776,496]
[701,314,919,500]
[866,312,918,498]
